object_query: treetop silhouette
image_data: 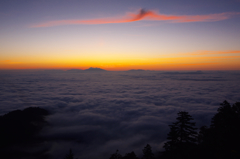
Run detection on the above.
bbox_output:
[109,150,122,159]
[198,100,240,159]
[123,151,138,159]
[164,111,197,151]
[163,111,198,159]
[142,144,154,159]
[64,149,74,159]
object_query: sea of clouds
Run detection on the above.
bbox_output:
[0,70,240,159]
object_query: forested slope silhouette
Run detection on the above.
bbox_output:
[0,107,49,159]
[1,101,239,159]
[107,100,240,159]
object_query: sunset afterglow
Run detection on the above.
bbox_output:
[1,0,240,70]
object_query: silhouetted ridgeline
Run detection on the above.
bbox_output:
[1,101,240,159]
[105,100,240,159]
[65,67,107,73]
[0,107,49,159]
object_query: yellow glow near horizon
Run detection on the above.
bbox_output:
[1,50,240,70]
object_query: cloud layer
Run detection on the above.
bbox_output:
[31,9,240,27]
[0,70,240,159]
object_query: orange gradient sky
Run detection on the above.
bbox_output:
[1,0,240,71]
[1,51,240,70]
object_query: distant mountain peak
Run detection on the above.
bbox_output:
[84,67,106,72]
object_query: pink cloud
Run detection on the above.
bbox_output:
[31,9,240,28]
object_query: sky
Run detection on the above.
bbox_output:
[0,0,240,70]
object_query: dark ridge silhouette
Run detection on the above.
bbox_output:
[1,101,239,159]
[127,69,145,72]
[109,149,122,159]
[64,149,74,159]
[142,144,154,159]
[161,70,203,74]
[107,100,240,159]
[160,100,240,159]
[84,67,107,72]
[0,107,49,159]
[108,146,147,159]
[196,100,240,159]
[43,69,64,72]
[123,151,139,159]
[66,69,84,73]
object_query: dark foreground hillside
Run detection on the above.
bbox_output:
[0,107,49,159]
[106,100,240,159]
[1,101,240,159]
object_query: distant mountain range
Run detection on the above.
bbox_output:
[65,68,148,72]
[66,67,107,72]
[84,67,106,72]
[67,67,150,73]
[44,69,204,74]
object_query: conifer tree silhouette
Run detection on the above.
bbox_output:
[163,111,197,159]
[109,150,122,159]
[199,100,240,158]
[64,149,74,159]
[123,151,138,159]
[164,111,197,150]
[142,144,154,159]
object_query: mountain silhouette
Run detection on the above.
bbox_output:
[84,67,107,72]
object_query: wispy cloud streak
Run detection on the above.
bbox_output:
[31,9,240,28]
[182,50,240,56]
